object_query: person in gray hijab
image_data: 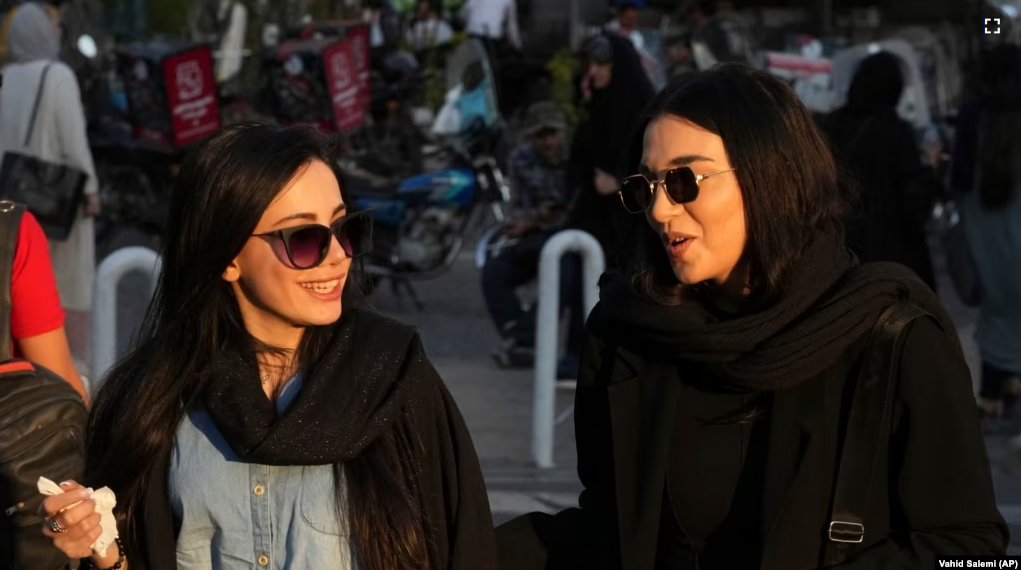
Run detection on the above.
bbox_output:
[8,2,62,62]
[1,1,101,374]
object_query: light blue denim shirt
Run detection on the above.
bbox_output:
[169,374,357,569]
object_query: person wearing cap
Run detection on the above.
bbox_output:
[482,102,581,374]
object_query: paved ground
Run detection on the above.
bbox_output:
[98,226,1021,549]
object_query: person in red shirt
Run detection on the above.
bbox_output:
[11,210,87,403]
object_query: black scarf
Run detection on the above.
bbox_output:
[593,230,959,390]
[201,309,417,465]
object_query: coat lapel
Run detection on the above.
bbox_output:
[606,348,679,570]
[759,371,841,570]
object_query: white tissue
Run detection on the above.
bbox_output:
[38,477,119,558]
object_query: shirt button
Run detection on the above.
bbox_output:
[258,553,269,566]
[253,484,265,497]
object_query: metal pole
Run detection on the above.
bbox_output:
[532,230,604,469]
[89,247,161,394]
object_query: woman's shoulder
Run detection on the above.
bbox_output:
[4,59,72,78]
[349,307,419,351]
[37,60,78,86]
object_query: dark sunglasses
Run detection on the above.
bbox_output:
[619,166,735,213]
[254,210,373,269]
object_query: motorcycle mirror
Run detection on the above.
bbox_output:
[77,34,98,59]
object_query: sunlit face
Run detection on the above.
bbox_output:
[588,62,613,90]
[222,160,352,343]
[641,114,747,288]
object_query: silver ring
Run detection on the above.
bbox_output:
[48,517,67,534]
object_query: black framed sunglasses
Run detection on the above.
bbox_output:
[619,166,735,214]
[254,210,373,269]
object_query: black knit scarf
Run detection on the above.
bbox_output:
[201,310,417,465]
[594,230,959,390]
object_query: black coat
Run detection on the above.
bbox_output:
[135,310,497,570]
[823,108,939,290]
[497,306,1007,569]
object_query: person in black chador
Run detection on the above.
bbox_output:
[823,52,941,290]
[496,65,1005,570]
[567,32,655,271]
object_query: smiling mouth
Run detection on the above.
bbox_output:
[299,278,343,294]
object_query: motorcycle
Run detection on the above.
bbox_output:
[349,118,508,274]
[345,39,510,307]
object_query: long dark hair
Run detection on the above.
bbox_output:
[627,64,851,305]
[84,124,429,569]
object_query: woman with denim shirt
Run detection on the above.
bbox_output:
[40,124,497,570]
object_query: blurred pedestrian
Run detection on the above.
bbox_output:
[568,32,654,270]
[0,1,99,371]
[606,2,645,51]
[951,44,1021,421]
[405,0,454,52]
[460,0,521,115]
[604,2,662,88]
[685,0,753,70]
[460,0,521,52]
[482,102,582,376]
[823,51,940,291]
[40,124,497,569]
[497,64,1005,569]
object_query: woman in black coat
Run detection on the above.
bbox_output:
[496,65,1006,569]
[823,52,940,291]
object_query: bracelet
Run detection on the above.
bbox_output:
[80,537,125,570]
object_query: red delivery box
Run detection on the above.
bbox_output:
[116,40,222,148]
[345,25,372,112]
[266,34,369,134]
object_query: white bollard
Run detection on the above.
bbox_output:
[89,247,161,395]
[532,230,604,469]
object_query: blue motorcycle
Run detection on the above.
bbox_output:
[345,119,510,306]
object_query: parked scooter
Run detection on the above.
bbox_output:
[347,117,509,301]
[345,39,509,307]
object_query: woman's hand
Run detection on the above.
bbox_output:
[40,481,102,559]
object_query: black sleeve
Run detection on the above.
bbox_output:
[831,318,1008,568]
[496,329,621,569]
[409,337,499,570]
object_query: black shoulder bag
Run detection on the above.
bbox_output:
[0,200,88,570]
[823,301,933,566]
[0,63,87,240]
